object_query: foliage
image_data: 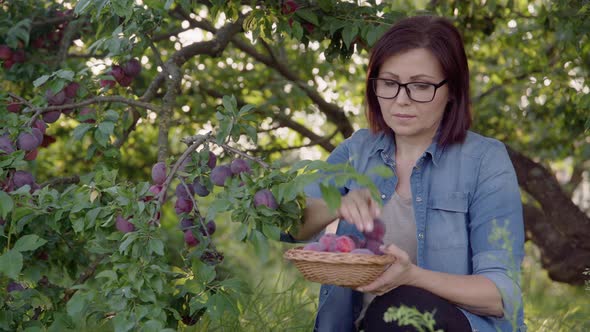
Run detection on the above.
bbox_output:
[382,305,443,332]
[0,0,588,331]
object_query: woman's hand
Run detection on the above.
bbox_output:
[356,243,417,296]
[337,188,381,232]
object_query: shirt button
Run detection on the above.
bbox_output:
[322,289,328,295]
[418,233,424,239]
[416,196,422,202]
[381,194,386,199]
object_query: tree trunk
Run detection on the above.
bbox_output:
[507,146,590,285]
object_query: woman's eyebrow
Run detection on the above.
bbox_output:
[379,72,437,80]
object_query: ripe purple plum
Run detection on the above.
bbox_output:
[0,135,15,154]
[253,189,278,210]
[207,151,217,169]
[349,234,367,249]
[210,165,233,186]
[363,218,386,241]
[17,132,41,151]
[151,162,166,185]
[12,170,35,189]
[117,75,133,87]
[365,239,384,255]
[25,149,38,161]
[110,65,125,81]
[42,110,61,123]
[115,215,135,233]
[230,158,251,175]
[64,82,79,98]
[333,235,356,253]
[100,79,116,88]
[350,248,375,255]
[0,45,12,60]
[303,242,326,252]
[174,198,193,214]
[192,178,209,197]
[6,282,25,292]
[180,217,194,230]
[46,89,66,106]
[32,119,47,134]
[123,58,141,77]
[318,233,337,252]
[175,183,193,200]
[7,102,22,113]
[200,220,216,236]
[184,230,199,247]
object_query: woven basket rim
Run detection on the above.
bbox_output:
[284,246,396,265]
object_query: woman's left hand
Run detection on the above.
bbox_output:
[356,243,417,295]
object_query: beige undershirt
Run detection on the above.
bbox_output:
[355,191,417,327]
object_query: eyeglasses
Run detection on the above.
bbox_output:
[370,78,448,103]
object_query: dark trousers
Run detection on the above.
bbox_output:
[360,286,471,332]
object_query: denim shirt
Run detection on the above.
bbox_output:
[282,129,526,332]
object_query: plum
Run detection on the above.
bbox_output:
[110,65,125,81]
[175,183,193,200]
[0,45,12,60]
[192,178,209,197]
[46,89,66,106]
[64,82,79,98]
[207,151,217,169]
[7,102,22,113]
[151,161,166,185]
[253,189,278,210]
[184,230,199,247]
[210,165,233,186]
[115,215,135,233]
[12,170,35,189]
[303,242,326,252]
[16,129,41,151]
[318,233,337,251]
[363,218,386,241]
[230,158,251,175]
[350,248,375,255]
[0,135,15,154]
[32,119,47,134]
[180,217,194,230]
[24,149,38,161]
[365,239,384,255]
[42,110,61,123]
[117,75,133,87]
[100,79,116,88]
[333,235,356,253]
[6,281,25,292]
[123,58,141,77]
[174,198,193,214]
[200,220,216,236]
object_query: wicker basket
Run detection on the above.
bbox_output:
[284,247,396,288]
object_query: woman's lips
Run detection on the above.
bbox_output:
[393,113,416,119]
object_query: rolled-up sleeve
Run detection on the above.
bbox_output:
[469,140,525,319]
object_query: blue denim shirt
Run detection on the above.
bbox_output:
[283,129,526,332]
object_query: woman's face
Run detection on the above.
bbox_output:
[376,48,449,141]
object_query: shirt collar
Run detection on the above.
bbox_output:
[371,128,443,167]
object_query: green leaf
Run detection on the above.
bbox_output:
[222,95,237,114]
[368,165,394,178]
[319,183,341,213]
[104,110,119,122]
[295,9,319,26]
[56,70,75,81]
[342,24,359,49]
[111,0,134,18]
[72,124,94,141]
[66,292,87,319]
[148,239,164,256]
[261,223,280,241]
[13,234,47,252]
[98,121,115,136]
[0,250,23,279]
[75,0,94,14]
[33,75,52,88]
[0,190,14,219]
[250,229,269,263]
[192,259,216,284]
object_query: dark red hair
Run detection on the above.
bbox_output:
[365,16,471,146]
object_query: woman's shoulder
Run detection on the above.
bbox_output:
[342,128,390,149]
[458,131,508,159]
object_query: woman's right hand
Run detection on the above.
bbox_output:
[337,188,381,233]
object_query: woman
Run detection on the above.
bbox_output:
[282,16,526,332]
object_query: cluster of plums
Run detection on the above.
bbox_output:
[100,58,142,88]
[303,218,386,255]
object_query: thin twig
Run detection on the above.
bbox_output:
[206,137,270,169]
